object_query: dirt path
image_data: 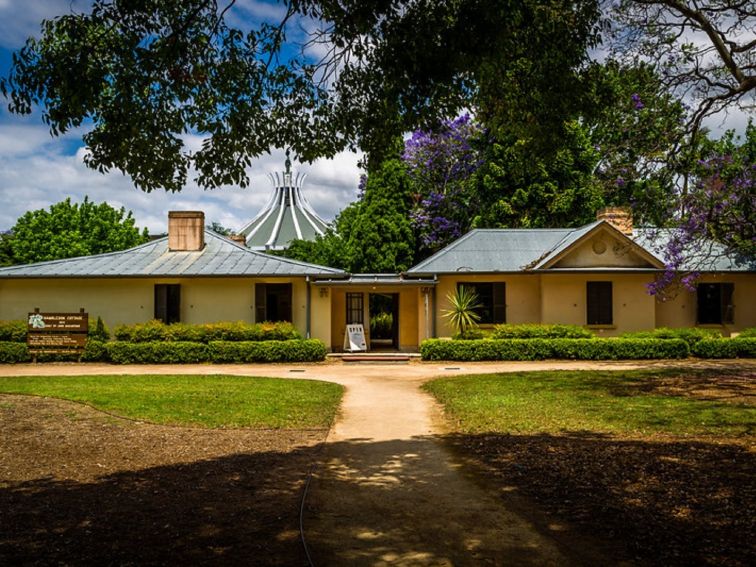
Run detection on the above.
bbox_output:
[2,359,753,566]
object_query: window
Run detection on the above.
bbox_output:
[255,283,292,322]
[457,282,506,324]
[154,284,181,324]
[587,281,612,325]
[697,283,734,324]
[346,293,364,325]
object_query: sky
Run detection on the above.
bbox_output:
[0,0,362,234]
[0,1,751,234]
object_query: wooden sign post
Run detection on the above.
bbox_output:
[27,308,88,362]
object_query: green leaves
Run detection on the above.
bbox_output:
[442,285,482,335]
[7,197,149,265]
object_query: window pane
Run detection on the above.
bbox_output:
[346,293,364,325]
[457,283,501,324]
[587,282,612,325]
[697,284,722,324]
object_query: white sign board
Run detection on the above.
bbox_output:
[344,324,367,352]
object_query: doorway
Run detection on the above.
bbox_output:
[369,293,399,350]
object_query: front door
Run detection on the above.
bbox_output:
[369,293,399,350]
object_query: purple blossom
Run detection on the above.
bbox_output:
[631,93,644,110]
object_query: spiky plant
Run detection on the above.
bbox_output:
[442,285,481,335]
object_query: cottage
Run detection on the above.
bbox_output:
[0,208,753,351]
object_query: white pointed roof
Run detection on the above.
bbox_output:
[238,167,330,250]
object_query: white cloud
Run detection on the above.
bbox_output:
[0,0,91,47]
[0,123,361,233]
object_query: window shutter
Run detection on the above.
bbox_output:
[722,283,734,324]
[280,284,293,322]
[154,285,168,322]
[167,285,181,323]
[255,283,267,322]
[493,283,506,324]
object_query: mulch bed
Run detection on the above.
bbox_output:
[445,369,756,566]
[0,394,326,566]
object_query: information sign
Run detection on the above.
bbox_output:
[343,324,367,352]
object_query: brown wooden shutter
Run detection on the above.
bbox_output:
[493,283,506,324]
[722,283,734,324]
[154,285,167,322]
[587,282,612,325]
[280,284,293,322]
[255,283,267,322]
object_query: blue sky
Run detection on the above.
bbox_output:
[0,0,361,233]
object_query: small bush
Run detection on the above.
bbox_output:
[81,339,110,362]
[107,341,211,364]
[88,316,110,341]
[0,341,30,363]
[738,328,756,338]
[490,324,594,340]
[692,338,756,359]
[0,320,27,342]
[421,338,689,361]
[453,328,488,340]
[621,327,721,345]
[112,320,301,343]
[209,340,327,363]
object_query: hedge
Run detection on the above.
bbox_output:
[0,341,30,363]
[420,338,690,361]
[738,328,756,339]
[112,320,301,343]
[0,320,27,342]
[692,338,756,359]
[0,339,109,363]
[208,340,327,363]
[621,327,721,345]
[106,339,327,364]
[490,324,594,339]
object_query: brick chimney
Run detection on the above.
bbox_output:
[229,234,247,247]
[168,211,205,251]
[596,206,633,236]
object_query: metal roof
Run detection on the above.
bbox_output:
[406,223,755,275]
[238,170,330,250]
[0,230,346,278]
[314,274,437,286]
[633,229,755,272]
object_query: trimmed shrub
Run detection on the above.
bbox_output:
[621,327,721,346]
[0,341,30,363]
[0,320,27,342]
[490,324,594,340]
[209,340,327,363]
[81,339,110,362]
[106,339,326,364]
[420,338,689,361]
[88,317,110,341]
[453,328,488,340]
[738,328,756,338]
[107,341,211,364]
[112,320,301,343]
[692,338,756,359]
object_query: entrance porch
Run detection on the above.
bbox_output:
[313,275,436,352]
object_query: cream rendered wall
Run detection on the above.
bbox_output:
[540,273,656,336]
[310,285,332,345]
[329,286,420,351]
[552,229,654,269]
[435,274,541,337]
[0,277,311,337]
[655,273,756,335]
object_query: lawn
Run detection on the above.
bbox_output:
[0,374,343,429]
[424,368,754,437]
[424,367,755,566]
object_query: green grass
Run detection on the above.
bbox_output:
[423,370,755,437]
[0,375,343,429]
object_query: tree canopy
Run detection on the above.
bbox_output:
[6,197,149,265]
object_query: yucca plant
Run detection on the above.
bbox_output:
[443,285,481,335]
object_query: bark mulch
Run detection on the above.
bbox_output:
[0,394,325,566]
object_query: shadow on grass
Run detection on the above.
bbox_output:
[2,434,753,566]
[443,431,755,567]
[0,448,318,566]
